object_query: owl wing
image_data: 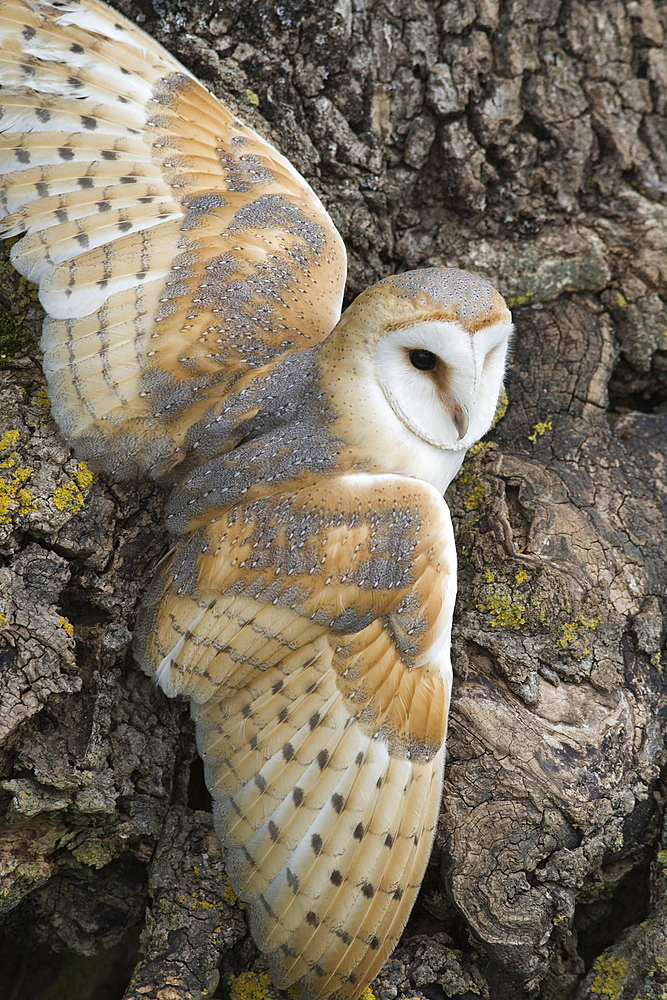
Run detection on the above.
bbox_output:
[0,0,346,478]
[134,474,457,1000]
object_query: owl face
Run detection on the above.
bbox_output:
[319,269,512,493]
[373,316,511,452]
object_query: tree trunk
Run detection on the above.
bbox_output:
[1,1,666,999]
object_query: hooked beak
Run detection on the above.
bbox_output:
[451,399,469,440]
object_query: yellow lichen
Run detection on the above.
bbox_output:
[52,481,85,513]
[478,592,526,629]
[73,461,95,490]
[58,616,74,637]
[221,874,238,905]
[505,291,534,308]
[360,990,376,1000]
[483,569,496,584]
[0,462,36,523]
[456,465,486,512]
[189,892,216,910]
[229,971,273,1000]
[528,418,553,443]
[650,651,663,672]
[558,621,579,646]
[0,451,18,470]
[468,441,497,456]
[0,429,20,451]
[515,570,528,584]
[31,389,51,408]
[615,292,628,308]
[52,462,94,514]
[589,953,630,999]
[579,615,601,630]
[245,89,260,106]
[557,615,601,649]
[463,480,485,510]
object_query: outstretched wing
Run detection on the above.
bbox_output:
[135,475,456,1000]
[0,0,346,478]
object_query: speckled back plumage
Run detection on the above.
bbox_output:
[0,3,514,998]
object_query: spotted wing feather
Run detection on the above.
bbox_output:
[135,475,456,1000]
[0,0,346,478]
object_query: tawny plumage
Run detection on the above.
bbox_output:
[0,2,513,998]
[136,476,455,998]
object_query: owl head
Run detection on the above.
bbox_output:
[319,267,513,490]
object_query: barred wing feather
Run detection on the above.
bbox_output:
[0,0,346,479]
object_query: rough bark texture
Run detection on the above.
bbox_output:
[1,1,666,999]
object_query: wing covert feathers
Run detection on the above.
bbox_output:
[135,476,456,1000]
[0,0,346,479]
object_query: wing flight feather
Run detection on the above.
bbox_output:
[0,0,346,478]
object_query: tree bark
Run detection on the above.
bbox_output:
[1,1,666,999]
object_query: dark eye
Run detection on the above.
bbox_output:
[409,349,437,371]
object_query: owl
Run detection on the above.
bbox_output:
[0,1,513,997]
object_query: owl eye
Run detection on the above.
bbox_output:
[409,349,437,371]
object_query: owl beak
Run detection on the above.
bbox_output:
[451,400,469,439]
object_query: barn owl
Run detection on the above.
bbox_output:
[0,1,513,997]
